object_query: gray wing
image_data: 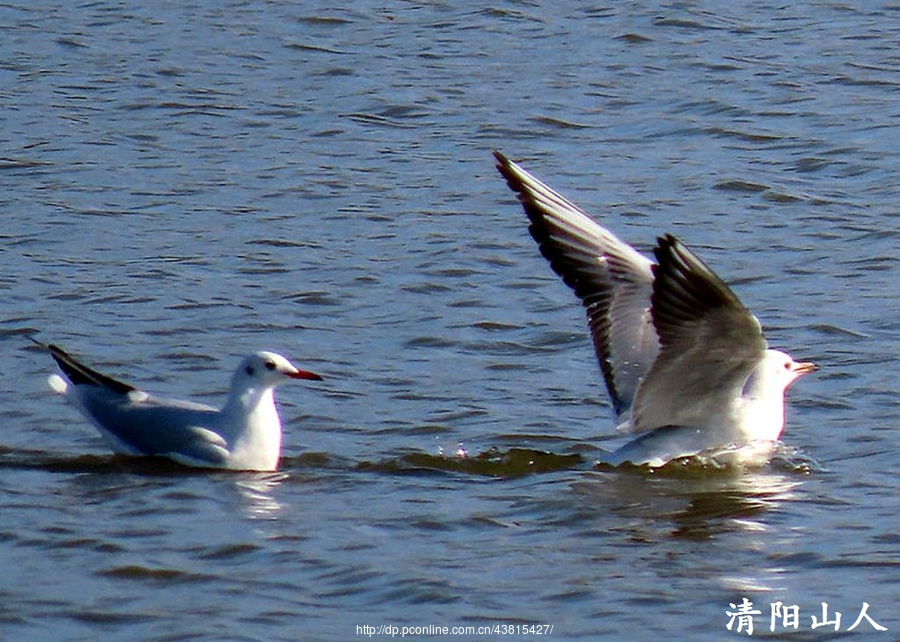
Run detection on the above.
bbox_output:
[74,387,230,465]
[631,234,767,433]
[495,151,659,423]
[49,344,230,466]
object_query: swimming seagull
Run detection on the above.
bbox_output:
[494,151,818,467]
[42,343,323,472]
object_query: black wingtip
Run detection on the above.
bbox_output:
[650,234,748,337]
[47,344,93,386]
[493,150,519,188]
[495,151,543,202]
[651,233,683,265]
[46,344,136,395]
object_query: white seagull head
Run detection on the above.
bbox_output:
[232,351,324,391]
[749,349,819,399]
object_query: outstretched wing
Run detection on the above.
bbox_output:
[631,234,767,433]
[495,151,658,423]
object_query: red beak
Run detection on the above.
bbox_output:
[793,361,819,376]
[288,368,323,381]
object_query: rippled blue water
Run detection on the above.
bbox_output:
[2,2,899,640]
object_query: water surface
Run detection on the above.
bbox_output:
[2,2,899,639]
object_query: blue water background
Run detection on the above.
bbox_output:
[2,2,899,639]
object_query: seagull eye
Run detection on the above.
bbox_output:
[783,362,791,370]
[265,360,276,371]
[245,365,255,376]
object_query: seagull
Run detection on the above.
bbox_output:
[494,151,818,467]
[42,343,323,472]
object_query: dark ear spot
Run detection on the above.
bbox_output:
[245,365,255,376]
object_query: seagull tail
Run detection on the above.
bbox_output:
[48,374,68,395]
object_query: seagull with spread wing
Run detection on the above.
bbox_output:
[494,151,817,467]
